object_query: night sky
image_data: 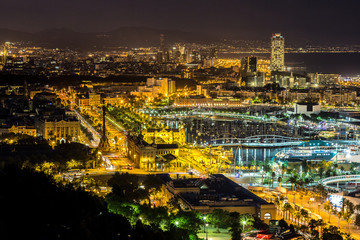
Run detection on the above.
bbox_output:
[1,0,359,43]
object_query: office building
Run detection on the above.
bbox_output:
[35,115,80,141]
[315,73,339,86]
[160,34,165,52]
[127,134,179,170]
[241,56,257,77]
[142,128,186,146]
[271,33,285,72]
[159,174,276,224]
[131,77,176,99]
[75,93,101,107]
[0,124,37,137]
[294,102,321,116]
[242,72,265,87]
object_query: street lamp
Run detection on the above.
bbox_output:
[203,216,207,233]
[97,151,102,168]
[205,223,209,240]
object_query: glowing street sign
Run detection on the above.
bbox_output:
[329,195,343,208]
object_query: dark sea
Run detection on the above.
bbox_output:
[218,52,360,76]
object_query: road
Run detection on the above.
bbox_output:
[230,174,360,239]
[197,226,231,240]
[285,190,360,239]
[256,185,360,239]
[81,107,127,152]
[74,109,101,147]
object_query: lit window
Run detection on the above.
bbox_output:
[264,213,271,219]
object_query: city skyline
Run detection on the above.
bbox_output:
[271,33,285,72]
[1,1,360,240]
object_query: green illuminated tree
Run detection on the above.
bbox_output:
[172,210,203,235]
[239,214,255,232]
[228,212,242,240]
[208,209,230,232]
[143,174,164,206]
[288,176,298,191]
[107,172,147,203]
[167,196,181,214]
[139,205,169,229]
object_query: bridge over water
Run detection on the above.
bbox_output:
[319,175,360,192]
[211,135,303,148]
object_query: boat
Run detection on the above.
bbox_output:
[275,140,346,162]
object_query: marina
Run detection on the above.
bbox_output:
[229,140,360,165]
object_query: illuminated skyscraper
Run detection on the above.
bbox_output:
[241,56,257,76]
[160,34,165,52]
[1,42,8,69]
[158,34,167,63]
[271,33,285,71]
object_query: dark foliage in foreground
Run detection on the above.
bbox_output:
[0,165,190,240]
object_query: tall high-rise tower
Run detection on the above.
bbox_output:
[271,33,285,72]
[1,42,8,69]
[241,56,257,76]
[98,100,110,152]
[160,34,165,52]
[157,34,166,63]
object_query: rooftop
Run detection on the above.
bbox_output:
[156,144,178,149]
[159,174,272,207]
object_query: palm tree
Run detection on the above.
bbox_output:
[250,159,257,173]
[343,212,352,233]
[282,203,293,220]
[281,163,287,178]
[343,200,355,233]
[316,219,325,236]
[309,218,318,232]
[277,200,284,217]
[281,204,287,219]
[336,210,342,229]
[355,204,360,215]
[301,159,309,176]
[300,208,309,225]
[304,177,313,191]
[293,210,301,226]
[288,205,294,222]
[274,197,280,214]
[314,184,327,201]
[296,179,304,191]
[278,176,283,188]
[239,214,255,232]
[288,176,298,191]
[271,171,276,188]
[324,200,332,223]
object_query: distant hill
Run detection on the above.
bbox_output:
[0,27,220,50]
[0,28,33,43]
